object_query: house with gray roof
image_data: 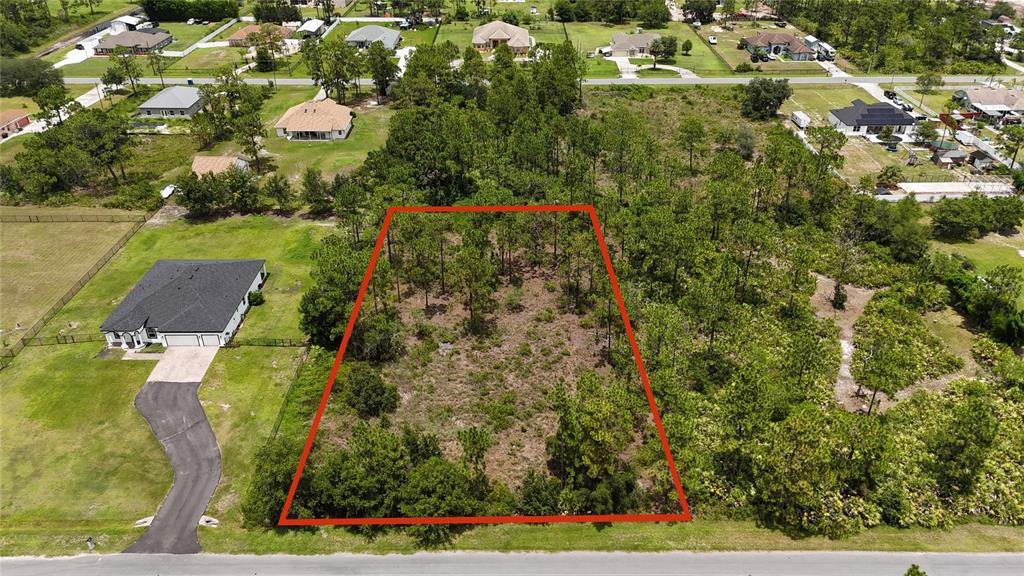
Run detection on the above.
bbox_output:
[101,260,266,349]
[346,25,401,50]
[827,99,915,135]
[137,86,203,119]
[610,31,661,57]
[95,28,172,55]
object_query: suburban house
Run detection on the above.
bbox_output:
[137,86,203,119]
[296,18,326,38]
[100,259,267,349]
[981,15,1021,35]
[94,28,172,55]
[227,24,291,47]
[970,149,997,171]
[346,25,401,50]
[932,148,969,169]
[275,99,354,141]
[827,99,915,134]
[191,155,249,176]
[744,32,816,60]
[609,31,661,57]
[472,20,532,54]
[1,109,31,138]
[962,86,1024,122]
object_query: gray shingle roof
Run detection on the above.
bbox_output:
[830,99,914,127]
[138,86,202,110]
[101,260,265,333]
[611,32,661,51]
[346,25,401,49]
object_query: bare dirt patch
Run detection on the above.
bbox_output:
[809,273,875,412]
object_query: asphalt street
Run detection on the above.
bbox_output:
[124,381,221,554]
[2,551,1023,576]
[62,74,1023,87]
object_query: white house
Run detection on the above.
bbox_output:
[101,260,266,349]
[296,18,326,38]
[827,99,915,135]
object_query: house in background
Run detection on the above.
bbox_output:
[109,15,145,34]
[0,109,31,138]
[275,98,354,141]
[962,86,1024,123]
[137,86,203,119]
[827,99,915,135]
[346,25,401,50]
[101,259,267,349]
[95,28,172,55]
[472,20,532,54]
[609,31,661,57]
[932,148,969,169]
[296,18,326,38]
[227,24,291,47]
[191,155,249,176]
[970,150,996,171]
[744,32,816,60]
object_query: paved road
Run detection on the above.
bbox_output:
[124,380,221,554]
[62,74,1023,87]
[3,551,1023,575]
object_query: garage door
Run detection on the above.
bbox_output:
[201,334,220,347]
[165,334,200,346]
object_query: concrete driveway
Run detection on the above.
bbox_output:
[125,347,221,554]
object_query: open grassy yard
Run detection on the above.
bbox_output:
[201,346,305,529]
[838,137,953,184]
[208,87,393,178]
[585,57,619,78]
[662,22,732,76]
[166,47,246,76]
[564,21,633,53]
[435,20,476,48]
[697,22,825,75]
[0,221,137,348]
[0,344,172,533]
[162,20,227,51]
[38,216,329,341]
[57,56,119,77]
[897,87,959,115]
[324,21,438,48]
[781,85,878,126]
[931,232,1024,307]
[0,95,40,119]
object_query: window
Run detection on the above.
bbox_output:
[146,327,158,339]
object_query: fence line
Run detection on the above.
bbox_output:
[0,210,156,367]
[0,213,148,223]
[270,347,310,438]
[22,333,107,347]
[229,337,309,348]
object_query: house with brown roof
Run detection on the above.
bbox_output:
[191,155,249,176]
[227,24,291,48]
[1,109,31,138]
[275,99,354,141]
[95,29,173,55]
[744,32,815,61]
[610,31,661,57]
[472,21,532,54]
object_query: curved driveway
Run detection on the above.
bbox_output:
[125,380,221,554]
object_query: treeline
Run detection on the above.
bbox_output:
[781,0,1007,73]
[139,0,238,22]
[931,193,1024,241]
[551,0,670,26]
[0,0,53,55]
[251,0,300,24]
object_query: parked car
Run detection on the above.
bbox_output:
[901,103,914,112]
[766,52,778,60]
[750,53,759,62]
[708,35,717,44]
[775,21,787,28]
[759,54,769,62]
[883,89,897,100]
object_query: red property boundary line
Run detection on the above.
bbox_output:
[278,204,692,526]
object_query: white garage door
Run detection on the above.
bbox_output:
[201,334,221,347]
[165,334,200,346]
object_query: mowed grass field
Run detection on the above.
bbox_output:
[162,20,228,51]
[0,343,305,555]
[0,220,138,348]
[38,216,329,341]
[0,345,172,534]
[931,232,1024,307]
[209,87,393,178]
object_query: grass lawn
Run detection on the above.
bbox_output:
[201,346,305,529]
[663,22,732,76]
[38,216,330,341]
[162,20,228,51]
[637,67,682,78]
[0,220,137,348]
[585,57,619,78]
[781,85,879,126]
[931,232,1024,307]
[0,344,171,532]
[57,56,119,78]
[897,88,959,115]
[212,21,250,41]
[166,47,247,76]
[35,1,138,55]
[838,137,952,184]
[435,20,476,49]
[696,22,825,75]
[564,21,634,53]
[526,20,568,46]
[0,95,40,118]
[208,87,393,178]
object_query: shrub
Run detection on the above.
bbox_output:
[248,289,265,306]
[349,308,405,361]
[140,0,238,22]
[516,470,561,515]
[735,62,754,73]
[108,182,163,212]
[344,362,398,418]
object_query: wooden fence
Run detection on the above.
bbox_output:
[0,211,154,368]
[230,337,309,348]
